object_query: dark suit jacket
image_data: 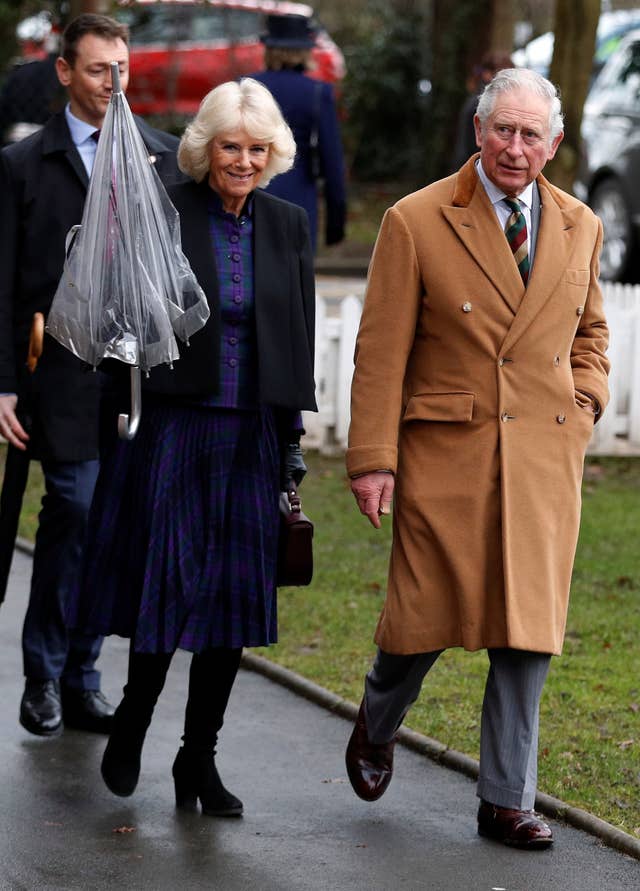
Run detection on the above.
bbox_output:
[0,110,183,461]
[144,180,317,413]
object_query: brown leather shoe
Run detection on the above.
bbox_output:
[477,799,553,848]
[345,701,396,801]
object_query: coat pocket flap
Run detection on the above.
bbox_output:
[403,391,475,422]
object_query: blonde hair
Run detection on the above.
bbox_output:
[177,78,296,185]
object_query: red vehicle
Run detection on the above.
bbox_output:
[114,0,345,118]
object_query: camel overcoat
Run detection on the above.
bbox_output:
[346,156,610,656]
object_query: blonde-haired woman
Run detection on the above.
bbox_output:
[70,78,316,817]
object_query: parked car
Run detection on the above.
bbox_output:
[114,0,345,119]
[574,29,640,282]
[513,9,640,79]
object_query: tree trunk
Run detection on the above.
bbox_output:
[545,0,601,192]
[490,0,516,53]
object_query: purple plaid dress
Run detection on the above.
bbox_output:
[70,195,286,653]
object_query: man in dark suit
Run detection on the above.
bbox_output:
[0,14,184,737]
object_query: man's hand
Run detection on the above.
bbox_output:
[0,394,29,450]
[350,471,395,529]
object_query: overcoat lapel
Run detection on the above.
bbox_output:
[441,157,524,314]
[253,190,291,339]
[41,113,89,187]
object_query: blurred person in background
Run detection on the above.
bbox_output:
[251,13,346,252]
[69,78,316,817]
[0,19,65,147]
[452,50,514,171]
[0,13,183,739]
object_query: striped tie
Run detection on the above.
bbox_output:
[504,198,530,285]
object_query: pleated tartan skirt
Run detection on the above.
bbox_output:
[70,401,281,653]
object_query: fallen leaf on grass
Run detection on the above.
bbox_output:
[112,826,136,833]
[629,703,639,713]
[617,739,634,750]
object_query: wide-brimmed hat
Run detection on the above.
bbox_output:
[261,14,316,49]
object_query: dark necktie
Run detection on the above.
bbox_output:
[91,130,100,142]
[504,197,530,286]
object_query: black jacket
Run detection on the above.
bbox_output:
[0,110,183,461]
[144,180,317,412]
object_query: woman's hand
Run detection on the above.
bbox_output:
[281,442,307,490]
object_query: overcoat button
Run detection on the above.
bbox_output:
[498,357,504,366]
[554,355,560,366]
[556,414,566,424]
[576,306,584,316]
[500,411,515,422]
[461,301,472,312]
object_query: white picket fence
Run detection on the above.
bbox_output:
[303,282,640,456]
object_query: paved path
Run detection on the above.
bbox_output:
[0,550,638,890]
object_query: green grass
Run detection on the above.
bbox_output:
[3,446,639,836]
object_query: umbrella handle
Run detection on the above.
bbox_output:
[118,366,141,440]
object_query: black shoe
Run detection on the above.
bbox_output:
[61,688,115,734]
[101,729,144,797]
[173,747,243,817]
[20,679,62,737]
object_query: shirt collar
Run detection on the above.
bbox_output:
[207,186,255,220]
[64,103,100,147]
[476,159,534,211]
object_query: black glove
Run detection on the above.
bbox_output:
[281,442,307,490]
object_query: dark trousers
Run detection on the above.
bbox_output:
[22,457,103,690]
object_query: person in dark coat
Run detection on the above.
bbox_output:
[0,14,184,739]
[251,13,346,251]
[70,77,316,817]
[0,51,65,146]
[451,50,513,171]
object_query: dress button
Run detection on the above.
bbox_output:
[231,253,241,262]
[233,296,242,304]
[556,414,566,424]
[232,273,241,283]
[461,301,472,313]
[229,336,238,346]
[576,306,584,316]
[229,358,237,368]
[229,234,239,243]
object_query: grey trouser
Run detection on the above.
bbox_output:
[363,647,551,810]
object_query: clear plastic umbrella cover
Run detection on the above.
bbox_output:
[46,64,209,376]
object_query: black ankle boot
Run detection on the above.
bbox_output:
[172,746,243,817]
[101,703,149,797]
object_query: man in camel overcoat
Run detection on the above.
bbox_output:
[344,68,610,849]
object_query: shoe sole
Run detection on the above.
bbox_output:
[478,826,553,848]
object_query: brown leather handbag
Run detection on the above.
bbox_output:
[277,487,314,587]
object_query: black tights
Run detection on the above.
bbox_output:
[121,646,243,749]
